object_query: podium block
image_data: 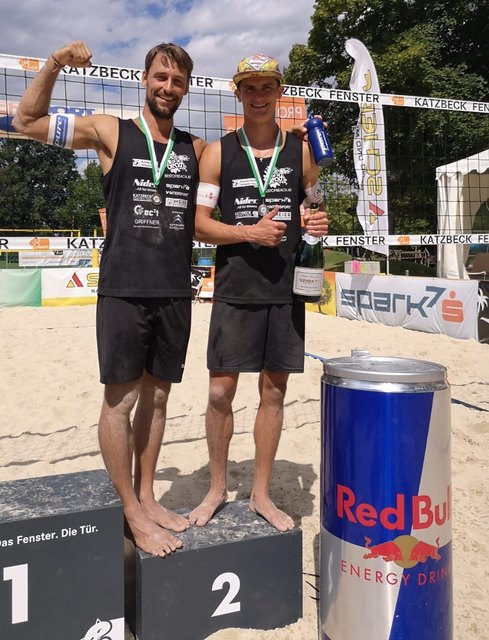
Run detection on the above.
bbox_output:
[0,469,124,640]
[128,500,302,640]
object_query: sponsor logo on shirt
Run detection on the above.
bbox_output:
[235,197,259,206]
[132,152,190,174]
[166,152,190,174]
[165,197,188,209]
[169,213,185,230]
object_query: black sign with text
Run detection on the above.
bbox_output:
[0,470,124,640]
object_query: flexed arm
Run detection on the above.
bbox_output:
[12,41,117,164]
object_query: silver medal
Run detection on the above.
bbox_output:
[257,204,269,217]
[151,191,163,205]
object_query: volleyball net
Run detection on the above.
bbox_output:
[1,52,488,258]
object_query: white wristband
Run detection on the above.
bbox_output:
[47,113,75,148]
[303,181,323,207]
[196,182,220,208]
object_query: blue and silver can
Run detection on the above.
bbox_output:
[320,350,452,640]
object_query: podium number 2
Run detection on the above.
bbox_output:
[3,564,29,624]
[211,572,241,617]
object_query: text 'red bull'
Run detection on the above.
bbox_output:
[337,484,451,530]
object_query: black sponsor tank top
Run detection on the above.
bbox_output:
[98,119,198,297]
[215,130,305,304]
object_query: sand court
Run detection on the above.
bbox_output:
[0,303,487,639]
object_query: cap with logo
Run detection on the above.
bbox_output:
[233,53,283,86]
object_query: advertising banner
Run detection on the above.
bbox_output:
[305,271,337,316]
[335,273,478,340]
[476,280,489,343]
[2,54,488,113]
[41,267,99,306]
[0,269,41,307]
[345,39,389,256]
[18,250,93,268]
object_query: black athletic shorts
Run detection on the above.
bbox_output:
[207,300,305,373]
[96,296,191,385]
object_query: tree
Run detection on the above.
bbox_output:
[0,139,78,230]
[56,161,105,234]
[321,173,362,235]
[285,0,489,234]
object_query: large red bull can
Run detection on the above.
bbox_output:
[320,350,452,640]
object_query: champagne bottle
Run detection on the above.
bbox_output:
[293,203,324,302]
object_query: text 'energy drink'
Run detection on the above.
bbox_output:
[320,350,452,640]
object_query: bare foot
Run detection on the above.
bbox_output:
[125,508,183,557]
[188,489,228,526]
[249,495,294,532]
[140,497,189,533]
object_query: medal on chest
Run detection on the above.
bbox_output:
[151,191,163,206]
[257,203,269,217]
[139,114,175,207]
[238,127,281,221]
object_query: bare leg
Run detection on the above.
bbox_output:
[133,372,189,532]
[249,370,294,531]
[98,380,182,557]
[189,372,239,526]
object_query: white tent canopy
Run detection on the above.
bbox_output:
[436,149,489,279]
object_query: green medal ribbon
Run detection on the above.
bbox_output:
[138,114,175,187]
[238,126,282,198]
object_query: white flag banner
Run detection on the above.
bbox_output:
[345,39,389,256]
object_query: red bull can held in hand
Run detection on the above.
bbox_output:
[320,351,452,640]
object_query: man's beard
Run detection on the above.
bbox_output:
[146,93,179,120]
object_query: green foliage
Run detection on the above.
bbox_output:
[322,248,436,276]
[0,139,78,229]
[0,140,105,233]
[56,162,105,234]
[321,174,362,234]
[323,249,352,271]
[385,259,436,277]
[285,0,489,235]
[472,199,489,232]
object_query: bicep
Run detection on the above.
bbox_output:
[198,142,221,183]
[16,112,113,154]
[71,115,117,153]
[192,136,207,162]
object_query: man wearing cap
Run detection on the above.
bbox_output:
[189,54,328,531]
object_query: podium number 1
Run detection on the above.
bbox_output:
[3,564,29,624]
[211,572,241,617]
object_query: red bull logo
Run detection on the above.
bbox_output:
[337,484,451,531]
[363,535,441,568]
[363,537,403,562]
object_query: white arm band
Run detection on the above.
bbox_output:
[196,182,220,208]
[303,181,323,207]
[47,113,75,148]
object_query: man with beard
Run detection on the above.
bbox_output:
[13,40,206,557]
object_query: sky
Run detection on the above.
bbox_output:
[0,0,316,79]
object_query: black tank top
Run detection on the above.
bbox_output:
[215,130,305,304]
[98,119,198,297]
